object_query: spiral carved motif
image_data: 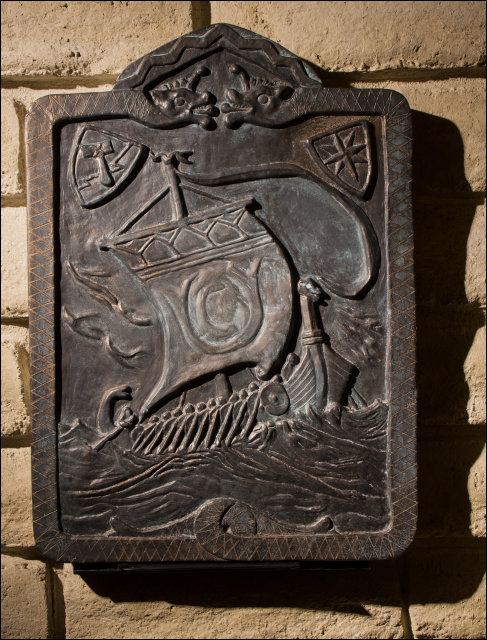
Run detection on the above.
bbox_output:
[186,263,263,354]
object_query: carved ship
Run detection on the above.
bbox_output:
[101,153,293,418]
[97,152,358,454]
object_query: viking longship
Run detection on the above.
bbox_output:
[97,151,357,454]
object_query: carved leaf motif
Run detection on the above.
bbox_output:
[67,260,153,326]
[62,308,148,369]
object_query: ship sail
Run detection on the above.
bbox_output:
[101,152,293,418]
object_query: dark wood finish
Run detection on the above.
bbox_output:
[27,24,416,563]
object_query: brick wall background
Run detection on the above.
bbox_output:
[1,2,485,638]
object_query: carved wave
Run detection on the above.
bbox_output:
[58,401,390,538]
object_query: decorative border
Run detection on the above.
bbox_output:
[28,29,415,564]
[114,23,321,90]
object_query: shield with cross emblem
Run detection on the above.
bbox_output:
[309,121,373,198]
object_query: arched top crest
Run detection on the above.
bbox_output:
[114,23,321,91]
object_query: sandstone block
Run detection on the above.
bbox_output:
[408,542,486,639]
[1,1,192,77]
[468,443,486,537]
[1,448,34,548]
[59,561,405,638]
[211,1,486,72]
[417,429,486,537]
[1,324,30,438]
[465,203,486,304]
[352,78,486,193]
[1,555,50,640]
[414,200,485,306]
[1,92,21,195]
[416,305,485,426]
[1,208,28,319]
[464,324,486,425]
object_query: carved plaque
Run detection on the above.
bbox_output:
[27,24,416,563]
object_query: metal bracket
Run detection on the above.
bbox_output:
[73,561,371,574]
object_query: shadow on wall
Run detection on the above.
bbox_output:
[412,110,485,425]
[411,109,485,540]
[77,548,485,609]
[78,105,485,609]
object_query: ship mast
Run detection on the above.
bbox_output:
[158,151,189,222]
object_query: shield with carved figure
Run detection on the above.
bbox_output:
[72,127,146,207]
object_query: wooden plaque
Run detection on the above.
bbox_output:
[27,24,416,563]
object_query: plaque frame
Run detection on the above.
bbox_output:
[27,24,416,563]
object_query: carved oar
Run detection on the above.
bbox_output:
[92,386,134,451]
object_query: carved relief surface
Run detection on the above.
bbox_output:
[27,24,416,563]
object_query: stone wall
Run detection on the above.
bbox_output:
[1,2,485,638]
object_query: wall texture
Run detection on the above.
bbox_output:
[1,2,485,638]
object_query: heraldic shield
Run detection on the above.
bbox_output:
[72,127,146,207]
[26,24,416,565]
